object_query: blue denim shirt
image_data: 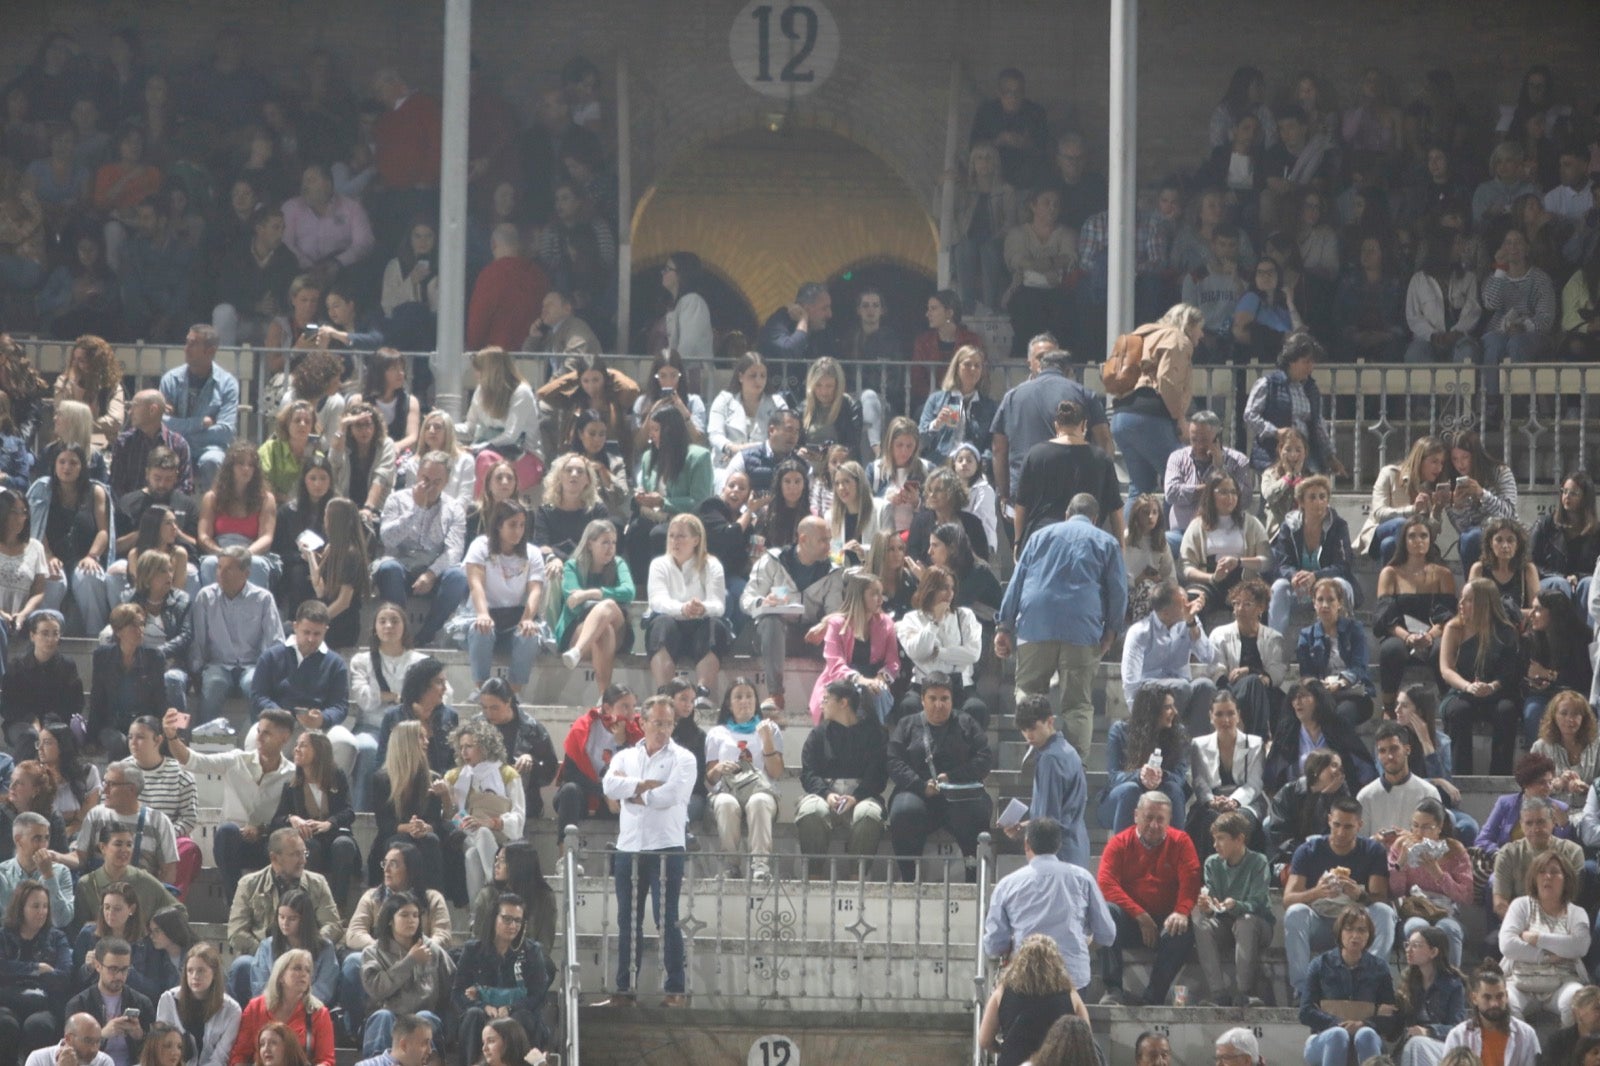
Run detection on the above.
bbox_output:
[160,363,240,453]
[1296,616,1375,697]
[998,515,1127,647]
[1300,948,1396,1032]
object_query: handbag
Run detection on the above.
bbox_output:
[460,787,515,844]
[1397,892,1450,923]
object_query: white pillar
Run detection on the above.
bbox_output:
[432,0,472,418]
[937,63,961,290]
[1107,0,1138,342]
[616,57,633,354]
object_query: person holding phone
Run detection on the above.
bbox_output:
[629,350,706,454]
[66,938,155,1066]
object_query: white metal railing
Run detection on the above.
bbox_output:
[562,826,582,1066]
[12,337,1587,491]
[970,831,994,1066]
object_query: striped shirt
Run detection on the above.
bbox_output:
[117,757,198,836]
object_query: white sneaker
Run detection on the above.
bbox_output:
[751,863,772,884]
[562,647,581,670]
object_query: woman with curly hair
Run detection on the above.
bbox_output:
[1018,1016,1099,1066]
[977,933,1089,1066]
[199,442,277,588]
[287,349,348,446]
[258,400,319,499]
[396,411,475,504]
[53,335,125,449]
[566,408,631,519]
[1474,751,1576,857]
[532,453,609,585]
[441,720,526,905]
[1097,687,1188,832]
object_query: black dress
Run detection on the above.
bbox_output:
[995,987,1076,1066]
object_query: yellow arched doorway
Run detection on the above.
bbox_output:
[631,126,938,324]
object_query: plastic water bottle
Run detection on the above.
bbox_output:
[1145,748,1163,772]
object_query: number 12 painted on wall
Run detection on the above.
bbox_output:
[751,5,818,82]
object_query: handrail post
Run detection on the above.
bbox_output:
[563,825,581,1066]
[972,830,993,1066]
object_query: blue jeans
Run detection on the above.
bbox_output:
[1458,526,1483,578]
[1403,915,1463,968]
[44,569,109,637]
[1097,778,1186,834]
[1541,574,1594,615]
[1525,691,1558,748]
[1480,330,1550,393]
[1111,411,1181,526]
[1367,516,1408,564]
[1305,1027,1382,1066]
[199,553,277,590]
[227,955,254,1006]
[953,234,1007,310]
[338,953,367,1033]
[373,561,468,644]
[465,624,540,687]
[200,664,256,721]
[345,723,381,811]
[362,1009,441,1058]
[614,848,686,995]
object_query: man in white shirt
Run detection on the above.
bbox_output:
[602,695,696,1007]
[1356,721,1439,846]
[1444,966,1540,1066]
[1545,148,1595,224]
[162,707,297,896]
[23,1014,113,1066]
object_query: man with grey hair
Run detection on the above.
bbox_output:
[467,222,548,351]
[759,280,837,404]
[1214,1027,1261,1066]
[190,545,281,719]
[374,451,468,645]
[24,1013,113,1066]
[73,763,179,885]
[997,492,1126,754]
[109,389,192,499]
[1094,790,1200,1006]
[991,349,1112,530]
[741,516,843,712]
[1163,408,1252,556]
[0,811,73,925]
[161,325,239,491]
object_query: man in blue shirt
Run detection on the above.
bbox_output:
[990,349,1112,525]
[1121,583,1219,735]
[1009,694,1090,869]
[996,494,1127,755]
[981,817,1114,991]
[160,324,240,491]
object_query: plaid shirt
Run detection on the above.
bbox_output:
[108,424,192,498]
[1076,209,1170,275]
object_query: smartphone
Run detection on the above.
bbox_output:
[905,479,922,493]
[124,1009,140,1021]
[173,712,191,731]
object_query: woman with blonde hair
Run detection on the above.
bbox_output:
[868,416,933,535]
[1109,302,1203,527]
[53,335,125,449]
[950,143,1019,316]
[866,527,919,620]
[441,720,526,905]
[257,400,318,499]
[1440,577,1522,775]
[826,460,883,566]
[369,719,448,891]
[554,518,634,691]
[399,411,475,502]
[228,948,334,1066]
[977,933,1089,1066]
[1358,436,1449,564]
[808,567,899,724]
[156,942,243,1066]
[33,398,108,484]
[464,459,519,546]
[532,453,608,585]
[798,357,863,462]
[460,346,540,494]
[199,442,278,588]
[919,344,996,468]
[645,512,727,692]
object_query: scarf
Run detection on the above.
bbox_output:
[453,760,508,809]
[725,716,759,736]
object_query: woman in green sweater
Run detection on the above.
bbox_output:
[623,402,712,595]
[1191,811,1273,1007]
[555,518,635,696]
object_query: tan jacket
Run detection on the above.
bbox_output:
[227,866,343,954]
[1353,463,1442,555]
[1130,322,1194,423]
[345,885,454,952]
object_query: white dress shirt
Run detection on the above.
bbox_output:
[603,738,697,851]
[647,554,726,619]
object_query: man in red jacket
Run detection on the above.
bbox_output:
[468,224,550,351]
[552,685,641,843]
[1095,790,1201,1005]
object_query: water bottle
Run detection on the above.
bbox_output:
[1145,748,1163,772]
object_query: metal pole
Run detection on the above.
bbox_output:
[1107,0,1138,344]
[432,0,472,418]
[615,56,633,353]
[937,60,961,290]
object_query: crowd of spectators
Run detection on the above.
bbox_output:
[1,29,1600,1066]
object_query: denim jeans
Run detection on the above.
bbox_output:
[199,664,256,721]
[373,561,469,644]
[465,624,540,687]
[45,568,109,637]
[1111,411,1181,526]
[1305,1027,1383,1066]
[339,952,367,1033]
[1366,516,1408,564]
[1457,526,1484,578]
[953,234,1007,311]
[199,553,278,590]
[1097,778,1186,834]
[1480,330,1551,391]
[1404,335,1482,365]
[1402,915,1463,968]
[614,848,686,994]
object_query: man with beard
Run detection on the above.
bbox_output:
[1443,965,1540,1066]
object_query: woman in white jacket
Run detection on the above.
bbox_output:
[459,346,541,457]
[707,353,786,489]
[156,943,242,1066]
[892,565,987,726]
[1497,846,1591,1025]
[646,512,729,692]
[662,252,714,363]
[1405,229,1483,364]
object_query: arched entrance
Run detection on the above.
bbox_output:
[630,126,937,344]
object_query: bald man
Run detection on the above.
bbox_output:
[466,223,550,351]
[741,516,844,712]
[23,1014,113,1066]
[109,388,192,498]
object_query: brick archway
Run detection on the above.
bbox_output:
[630,125,938,323]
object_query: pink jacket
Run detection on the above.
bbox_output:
[808,612,900,723]
[1387,839,1474,908]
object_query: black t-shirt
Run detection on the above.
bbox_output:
[117,488,200,541]
[1014,440,1122,548]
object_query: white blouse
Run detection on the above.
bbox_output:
[647,554,727,619]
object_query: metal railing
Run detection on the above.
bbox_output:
[970,831,995,1066]
[13,336,1591,492]
[562,841,984,1011]
[561,827,582,1066]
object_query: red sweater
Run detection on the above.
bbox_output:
[230,995,335,1066]
[467,255,550,351]
[375,93,442,189]
[1095,826,1201,920]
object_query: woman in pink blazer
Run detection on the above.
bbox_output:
[808,568,901,724]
